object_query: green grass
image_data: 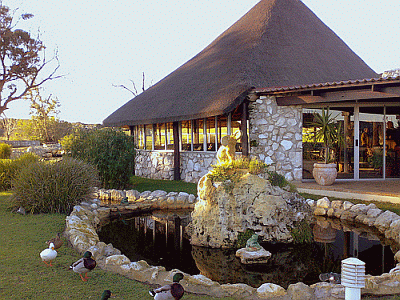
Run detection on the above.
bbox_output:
[0,192,234,300]
[130,176,198,195]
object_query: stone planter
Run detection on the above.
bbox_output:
[312,163,337,186]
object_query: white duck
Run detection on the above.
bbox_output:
[40,242,57,266]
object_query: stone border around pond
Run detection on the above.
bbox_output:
[64,189,400,300]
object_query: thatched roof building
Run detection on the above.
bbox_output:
[103,0,377,127]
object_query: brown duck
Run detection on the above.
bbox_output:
[46,233,63,250]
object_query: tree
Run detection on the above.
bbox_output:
[113,72,152,96]
[0,113,17,140]
[61,128,135,189]
[27,87,72,143]
[0,4,61,116]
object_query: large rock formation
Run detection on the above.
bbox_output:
[190,172,313,248]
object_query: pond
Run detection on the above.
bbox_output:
[97,210,398,289]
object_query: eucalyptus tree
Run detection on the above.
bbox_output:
[0,3,61,115]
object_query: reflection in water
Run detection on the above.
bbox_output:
[97,211,397,289]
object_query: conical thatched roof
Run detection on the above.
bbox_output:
[104,0,377,127]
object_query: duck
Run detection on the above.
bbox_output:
[149,272,184,300]
[46,232,63,250]
[40,242,57,266]
[69,251,96,281]
[319,272,341,284]
[100,290,114,299]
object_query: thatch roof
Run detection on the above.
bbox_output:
[103,0,377,127]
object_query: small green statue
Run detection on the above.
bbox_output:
[246,234,262,251]
[120,197,129,205]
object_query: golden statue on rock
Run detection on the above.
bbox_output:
[216,131,241,164]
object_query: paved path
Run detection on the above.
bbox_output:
[294,179,400,203]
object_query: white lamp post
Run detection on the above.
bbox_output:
[341,257,365,300]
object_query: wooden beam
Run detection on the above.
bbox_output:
[241,101,249,157]
[277,89,400,106]
[173,121,180,181]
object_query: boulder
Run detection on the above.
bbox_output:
[190,173,313,248]
[235,247,272,264]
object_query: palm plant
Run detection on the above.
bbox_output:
[312,108,340,164]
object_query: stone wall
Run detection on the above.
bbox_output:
[248,95,303,181]
[135,149,217,183]
[2,140,40,148]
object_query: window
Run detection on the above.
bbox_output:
[193,119,204,151]
[166,122,174,150]
[181,120,192,151]
[154,123,166,150]
[145,124,153,150]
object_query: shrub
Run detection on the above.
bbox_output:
[11,157,99,214]
[0,153,40,191]
[208,157,268,183]
[61,128,135,189]
[0,143,12,159]
[267,171,297,192]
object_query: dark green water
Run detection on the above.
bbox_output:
[97,211,397,289]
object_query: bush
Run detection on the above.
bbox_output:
[267,171,297,192]
[61,128,135,189]
[0,143,12,159]
[0,153,40,191]
[11,157,99,214]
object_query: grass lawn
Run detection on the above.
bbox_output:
[0,192,234,300]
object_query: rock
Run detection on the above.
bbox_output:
[287,282,313,300]
[311,282,344,300]
[220,283,256,298]
[364,273,400,295]
[190,173,313,248]
[374,210,400,232]
[257,283,286,298]
[105,254,131,266]
[126,189,140,201]
[317,197,331,209]
[235,247,272,264]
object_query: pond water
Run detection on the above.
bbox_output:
[97,210,398,289]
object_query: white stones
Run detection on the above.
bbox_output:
[257,283,286,297]
[374,210,400,232]
[105,254,131,266]
[316,197,330,209]
[287,282,313,300]
[281,140,293,150]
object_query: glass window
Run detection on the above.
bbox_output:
[166,122,174,150]
[206,117,216,151]
[218,115,229,149]
[193,119,204,151]
[154,123,166,150]
[181,120,192,151]
[135,125,145,149]
[145,124,153,150]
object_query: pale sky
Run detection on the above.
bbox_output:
[3,0,400,124]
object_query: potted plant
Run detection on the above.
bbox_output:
[311,108,340,185]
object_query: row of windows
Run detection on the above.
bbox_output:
[132,114,246,152]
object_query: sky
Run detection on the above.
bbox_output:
[3,0,400,124]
